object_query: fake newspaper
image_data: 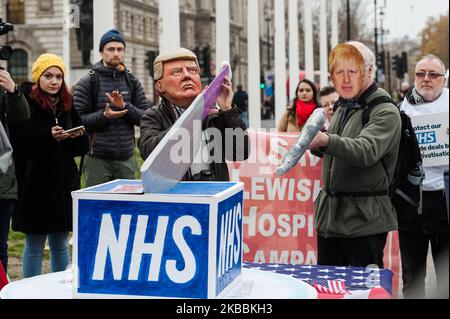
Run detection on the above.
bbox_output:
[141,63,232,193]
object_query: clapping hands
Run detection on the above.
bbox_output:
[104,90,128,119]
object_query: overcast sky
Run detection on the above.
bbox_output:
[380,0,449,41]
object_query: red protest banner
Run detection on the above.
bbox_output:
[228,129,401,296]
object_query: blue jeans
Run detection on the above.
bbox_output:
[22,233,69,278]
[239,111,249,128]
[0,200,15,273]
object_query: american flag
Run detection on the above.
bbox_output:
[243,262,392,299]
[314,279,351,295]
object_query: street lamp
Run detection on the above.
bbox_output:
[374,0,378,82]
[264,5,272,70]
[346,0,351,41]
[374,0,388,83]
[379,7,385,51]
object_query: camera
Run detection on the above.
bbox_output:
[0,44,12,61]
[0,18,14,65]
[0,18,13,35]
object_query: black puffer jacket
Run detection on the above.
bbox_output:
[73,61,150,160]
[139,98,250,181]
[10,82,89,234]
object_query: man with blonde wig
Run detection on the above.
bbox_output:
[139,48,249,181]
[309,42,401,268]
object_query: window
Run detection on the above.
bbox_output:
[8,49,28,84]
[7,0,25,24]
[39,0,53,11]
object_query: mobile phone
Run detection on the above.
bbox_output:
[63,125,84,134]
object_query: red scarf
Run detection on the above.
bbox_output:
[296,99,317,128]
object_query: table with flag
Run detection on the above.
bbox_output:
[244,262,393,299]
[1,262,393,299]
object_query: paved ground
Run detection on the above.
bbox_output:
[261,117,276,129]
[397,247,439,298]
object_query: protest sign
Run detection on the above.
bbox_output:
[411,112,449,167]
[228,130,401,296]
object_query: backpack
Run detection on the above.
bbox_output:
[88,69,138,112]
[80,69,138,172]
[362,96,424,217]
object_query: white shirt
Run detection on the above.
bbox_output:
[401,88,449,191]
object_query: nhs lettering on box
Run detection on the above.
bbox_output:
[92,214,200,283]
[216,192,243,295]
[76,200,210,298]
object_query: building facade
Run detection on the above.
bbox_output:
[1,0,274,102]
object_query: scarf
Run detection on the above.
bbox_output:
[335,99,362,128]
[334,82,378,127]
[296,99,317,128]
[406,87,426,105]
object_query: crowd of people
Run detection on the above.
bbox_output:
[0,28,448,299]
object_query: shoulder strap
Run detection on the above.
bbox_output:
[88,70,100,113]
[123,70,137,106]
[361,93,396,192]
[89,69,137,109]
[362,95,395,127]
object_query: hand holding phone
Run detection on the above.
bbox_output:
[63,125,84,135]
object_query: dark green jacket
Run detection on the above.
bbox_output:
[0,88,30,199]
[314,87,401,238]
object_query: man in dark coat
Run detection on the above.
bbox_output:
[73,29,150,187]
[139,48,249,181]
[232,84,248,127]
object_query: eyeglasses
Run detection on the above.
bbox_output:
[415,71,445,80]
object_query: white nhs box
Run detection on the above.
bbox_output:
[71,180,243,299]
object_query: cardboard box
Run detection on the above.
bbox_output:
[72,180,243,299]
